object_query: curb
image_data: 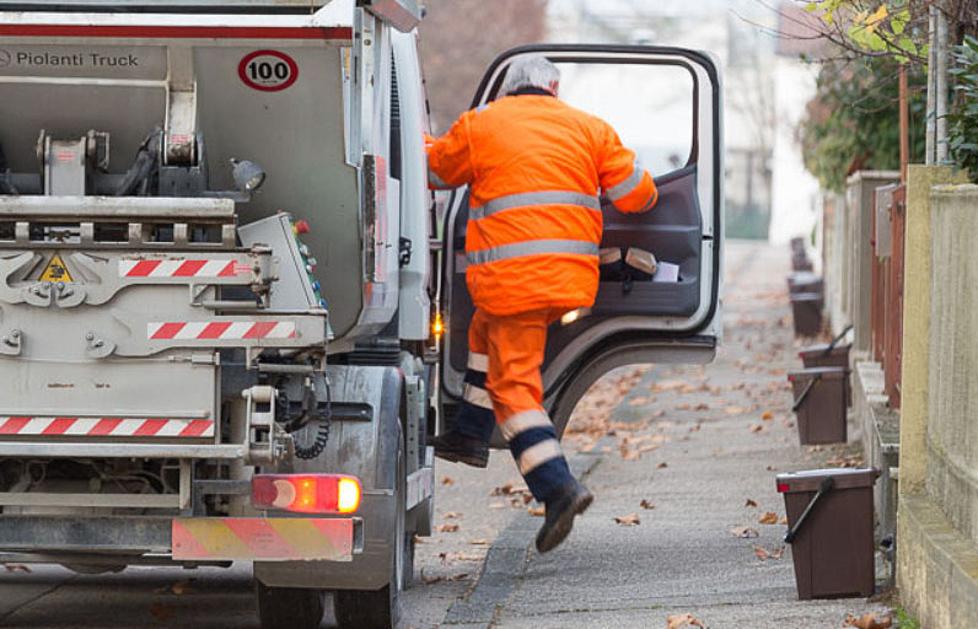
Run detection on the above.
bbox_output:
[440,450,604,627]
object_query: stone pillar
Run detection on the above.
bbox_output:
[926,184,978,540]
[898,166,965,496]
[897,176,978,629]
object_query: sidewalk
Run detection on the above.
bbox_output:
[428,241,891,629]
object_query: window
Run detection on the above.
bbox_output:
[555,61,696,176]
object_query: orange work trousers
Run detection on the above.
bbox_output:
[455,308,573,502]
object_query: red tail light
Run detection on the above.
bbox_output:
[252,474,361,514]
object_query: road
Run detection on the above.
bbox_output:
[0,241,891,628]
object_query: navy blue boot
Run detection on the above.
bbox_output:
[535,480,594,553]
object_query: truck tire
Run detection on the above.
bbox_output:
[333,442,405,628]
[255,581,326,629]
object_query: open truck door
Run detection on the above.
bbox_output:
[439,45,724,437]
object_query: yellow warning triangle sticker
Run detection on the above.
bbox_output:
[40,254,73,283]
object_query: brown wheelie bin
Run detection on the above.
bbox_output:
[791,253,814,272]
[776,468,879,599]
[798,343,849,370]
[787,272,823,296]
[789,293,823,337]
[788,367,847,445]
[799,326,853,407]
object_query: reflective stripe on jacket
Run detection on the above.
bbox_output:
[427,94,657,316]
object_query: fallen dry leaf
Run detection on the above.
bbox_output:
[620,446,642,461]
[436,523,459,533]
[528,505,545,517]
[640,499,656,510]
[844,612,893,629]
[443,511,461,520]
[469,539,489,546]
[421,570,469,585]
[753,545,785,561]
[766,465,777,472]
[779,515,789,525]
[724,406,746,415]
[3,564,31,573]
[628,396,650,406]
[750,424,764,433]
[439,551,484,563]
[666,613,707,629]
[730,526,759,539]
[758,512,779,525]
[614,513,641,526]
[694,402,710,411]
[745,498,758,508]
[651,380,686,392]
[491,484,512,496]
[657,462,668,469]
[490,482,529,496]
[761,411,774,421]
[170,580,193,596]
[827,455,865,468]
[441,476,455,486]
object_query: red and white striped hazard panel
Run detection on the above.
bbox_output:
[119,259,250,278]
[148,321,297,341]
[0,417,214,438]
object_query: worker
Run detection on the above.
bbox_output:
[427,55,658,553]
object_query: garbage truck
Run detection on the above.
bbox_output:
[0,1,725,627]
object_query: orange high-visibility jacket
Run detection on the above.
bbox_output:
[427,93,658,316]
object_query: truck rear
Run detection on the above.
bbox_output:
[0,2,432,628]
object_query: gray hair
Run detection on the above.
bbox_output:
[500,55,561,95]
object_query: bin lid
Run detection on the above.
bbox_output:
[788,271,820,283]
[776,467,879,492]
[787,366,846,382]
[798,343,851,358]
[790,292,824,302]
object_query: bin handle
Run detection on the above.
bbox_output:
[791,375,820,412]
[784,476,835,544]
[822,324,854,357]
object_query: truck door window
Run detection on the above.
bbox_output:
[555,62,695,176]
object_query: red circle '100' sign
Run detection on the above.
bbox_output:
[239,50,299,92]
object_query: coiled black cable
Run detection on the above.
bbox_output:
[293,378,332,460]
